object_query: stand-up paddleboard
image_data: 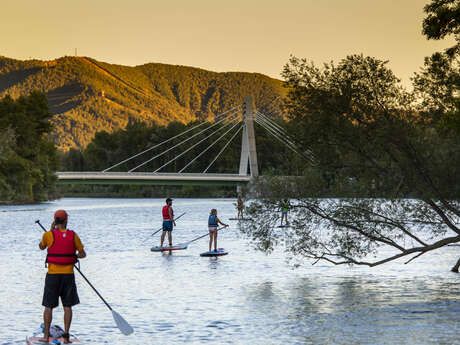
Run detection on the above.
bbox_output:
[26,326,82,345]
[200,248,228,257]
[277,224,290,228]
[229,217,251,221]
[150,245,186,252]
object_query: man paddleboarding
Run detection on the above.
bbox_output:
[38,210,86,344]
[160,198,176,252]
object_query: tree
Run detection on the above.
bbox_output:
[0,92,58,203]
[242,54,460,273]
[422,0,459,55]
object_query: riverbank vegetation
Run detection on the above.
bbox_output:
[0,92,58,203]
[243,0,460,272]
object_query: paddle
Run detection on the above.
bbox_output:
[151,212,186,236]
[177,225,229,249]
[35,220,134,336]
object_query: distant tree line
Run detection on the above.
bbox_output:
[0,92,58,203]
[58,115,308,198]
[59,118,306,176]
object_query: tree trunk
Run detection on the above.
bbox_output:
[452,257,460,273]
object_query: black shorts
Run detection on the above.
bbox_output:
[42,273,80,308]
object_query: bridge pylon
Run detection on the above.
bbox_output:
[239,96,258,177]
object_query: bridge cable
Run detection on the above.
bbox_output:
[203,124,243,173]
[153,117,242,173]
[128,110,241,172]
[255,117,306,159]
[179,121,243,173]
[255,117,316,164]
[256,111,313,156]
[102,104,242,172]
[255,113,301,151]
[255,115,313,161]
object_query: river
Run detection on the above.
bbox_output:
[0,198,459,345]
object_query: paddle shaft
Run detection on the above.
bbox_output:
[185,226,227,245]
[151,212,186,236]
[35,220,112,310]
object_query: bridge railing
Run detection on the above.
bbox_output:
[56,171,251,183]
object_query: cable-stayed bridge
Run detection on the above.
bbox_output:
[57,96,313,186]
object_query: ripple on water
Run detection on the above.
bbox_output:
[0,198,459,345]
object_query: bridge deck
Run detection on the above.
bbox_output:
[57,172,251,186]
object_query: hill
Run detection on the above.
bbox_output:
[0,56,287,150]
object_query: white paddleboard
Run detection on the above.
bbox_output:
[26,336,83,345]
[26,327,82,345]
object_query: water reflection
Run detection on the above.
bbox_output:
[242,275,460,345]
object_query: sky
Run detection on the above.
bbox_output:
[0,0,454,87]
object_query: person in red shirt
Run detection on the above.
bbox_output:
[160,198,176,248]
[38,210,86,344]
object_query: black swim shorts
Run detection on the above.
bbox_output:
[42,273,80,308]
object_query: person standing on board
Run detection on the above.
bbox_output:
[237,196,244,219]
[279,199,290,226]
[160,198,176,248]
[39,210,86,344]
[208,209,228,252]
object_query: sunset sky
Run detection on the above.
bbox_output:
[0,0,454,87]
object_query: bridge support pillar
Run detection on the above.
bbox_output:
[239,96,258,177]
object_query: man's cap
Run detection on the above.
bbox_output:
[54,209,68,223]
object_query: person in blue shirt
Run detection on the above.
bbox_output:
[208,209,228,252]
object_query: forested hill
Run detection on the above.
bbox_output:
[0,56,286,150]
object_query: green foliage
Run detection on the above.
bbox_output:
[412,51,460,133]
[0,92,58,203]
[243,53,460,272]
[0,56,287,150]
[422,0,459,55]
[423,0,459,40]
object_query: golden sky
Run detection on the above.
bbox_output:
[0,0,454,87]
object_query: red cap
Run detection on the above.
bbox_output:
[54,209,68,223]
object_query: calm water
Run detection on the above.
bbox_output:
[0,198,459,345]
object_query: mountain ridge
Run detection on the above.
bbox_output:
[0,56,286,150]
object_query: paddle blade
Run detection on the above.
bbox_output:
[112,309,134,335]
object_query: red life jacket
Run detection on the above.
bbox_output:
[162,205,173,220]
[46,229,77,265]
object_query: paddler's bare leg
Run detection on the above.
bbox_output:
[160,231,166,247]
[39,307,52,343]
[63,306,73,343]
[168,232,172,254]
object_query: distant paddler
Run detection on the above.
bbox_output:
[208,208,228,252]
[279,199,290,226]
[160,198,176,251]
[237,195,244,219]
